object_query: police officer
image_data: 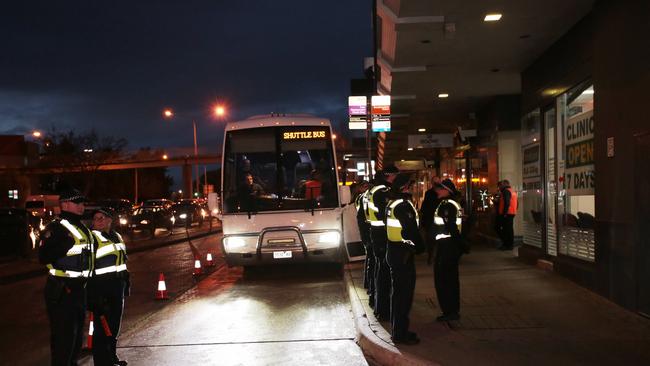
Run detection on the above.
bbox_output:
[38,188,94,366]
[431,179,464,322]
[385,173,425,345]
[354,180,374,306]
[365,165,399,320]
[89,208,130,366]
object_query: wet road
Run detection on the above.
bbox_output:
[0,231,223,365]
[87,264,367,366]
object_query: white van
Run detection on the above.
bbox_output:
[25,195,60,217]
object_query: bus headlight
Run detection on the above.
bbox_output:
[224,237,246,250]
[318,232,340,246]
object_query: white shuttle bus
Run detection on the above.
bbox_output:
[218,114,360,267]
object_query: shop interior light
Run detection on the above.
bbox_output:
[438,93,449,98]
[484,13,502,22]
[418,128,426,132]
[407,147,414,151]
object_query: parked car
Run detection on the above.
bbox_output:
[127,205,174,238]
[172,200,207,228]
[97,199,134,231]
[142,199,173,210]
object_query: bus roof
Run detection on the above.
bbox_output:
[225,115,331,131]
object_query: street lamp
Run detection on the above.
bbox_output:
[32,130,42,138]
[163,105,227,198]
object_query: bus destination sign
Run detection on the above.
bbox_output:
[283,130,327,140]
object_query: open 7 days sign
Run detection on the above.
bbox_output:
[564,110,594,195]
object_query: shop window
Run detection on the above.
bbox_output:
[556,83,595,261]
[521,109,543,248]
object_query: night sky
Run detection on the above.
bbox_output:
[1,1,373,155]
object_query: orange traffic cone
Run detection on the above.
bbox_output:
[206,252,214,267]
[156,272,169,300]
[85,312,94,349]
[193,258,203,276]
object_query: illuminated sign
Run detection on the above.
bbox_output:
[283,131,327,139]
[348,95,391,132]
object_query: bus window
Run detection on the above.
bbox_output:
[222,126,338,213]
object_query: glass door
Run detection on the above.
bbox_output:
[544,107,558,256]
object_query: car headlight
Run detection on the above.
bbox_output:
[119,218,128,225]
[224,237,246,250]
[318,232,340,245]
[140,220,149,225]
[170,216,176,223]
[179,213,187,219]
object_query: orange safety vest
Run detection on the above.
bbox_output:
[498,187,518,215]
[305,180,322,199]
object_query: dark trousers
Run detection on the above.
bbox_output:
[434,238,461,316]
[90,280,126,366]
[494,214,503,241]
[44,276,86,366]
[386,243,415,339]
[364,239,376,300]
[501,215,515,249]
[370,226,391,319]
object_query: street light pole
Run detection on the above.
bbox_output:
[193,120,199,198]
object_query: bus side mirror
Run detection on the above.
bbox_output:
[339,185,351,206]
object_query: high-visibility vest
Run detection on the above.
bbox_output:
[360,190,370,223]
[305,180,321,199]
[498,187,518,215]
[433,199,463,241]
[46,219,94,278]
[366,185,388,227]
[386,198,419,245]
[92,230,128,276]
[354,191,364,211]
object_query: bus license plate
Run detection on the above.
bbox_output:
[273,251,292,259]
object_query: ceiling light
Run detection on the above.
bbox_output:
[407,147,414,151]
[438,93,449,98]
[418,128,426,132]
[484,14,502,22]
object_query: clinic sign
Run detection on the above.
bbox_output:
[565,110,594,195]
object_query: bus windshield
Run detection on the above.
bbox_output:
[222,126,338,213]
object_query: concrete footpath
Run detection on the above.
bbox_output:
[0,222,221,285]
[345,244,650,366]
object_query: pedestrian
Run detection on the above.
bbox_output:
[354,181,374,304]
[385,173,425,345]
[38,187,94,366]
[493,180,504,246]
[497,179,518,250]
[89,207,130,366]
[431,179,464,321]
[365,164,400,321]
[419,176,442,264]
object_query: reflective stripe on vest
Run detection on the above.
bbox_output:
[95,263,128,275]
[47,219,93,278]
[92,230,128,276]
[433,199,462,238]
[366,185,387,226]
[49,268,91,278]
[386,198,419,244]
[498,187,518,215]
